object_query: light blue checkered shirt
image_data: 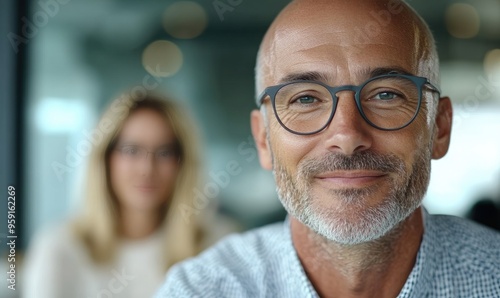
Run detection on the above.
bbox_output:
[155,210,500,297]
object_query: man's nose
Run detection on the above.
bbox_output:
[321,91,373,155]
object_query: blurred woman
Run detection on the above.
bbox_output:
[22,92,205,298]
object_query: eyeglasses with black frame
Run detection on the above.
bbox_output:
[256,73,441,135]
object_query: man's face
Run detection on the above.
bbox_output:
[252,1,451,245]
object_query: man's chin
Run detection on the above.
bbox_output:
[310,185,390,208]
[306,219,397,245]
[297,202,415,245]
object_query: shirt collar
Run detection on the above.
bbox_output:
[283,208,438,297]
[399,208,440,297]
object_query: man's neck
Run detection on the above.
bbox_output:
[291,207,424,298]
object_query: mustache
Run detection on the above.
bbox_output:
[299,151,405,176]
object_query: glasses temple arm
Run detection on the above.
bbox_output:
[425,80,442,96]
[256,91,267,107]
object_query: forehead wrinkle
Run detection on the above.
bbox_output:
[278,46,416,84]
[294,44,348,56]
[274,28,353,56]
[291,43,406,66]
[270,27,422,85]
[283,28,348,45]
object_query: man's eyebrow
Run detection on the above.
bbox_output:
[278,67,415,85]
[365,67,414,78]
[278,71,331,84]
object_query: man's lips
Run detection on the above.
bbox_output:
[314,171,388,187]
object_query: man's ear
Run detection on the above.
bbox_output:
[251,109,273,170]
[432,97,453,159]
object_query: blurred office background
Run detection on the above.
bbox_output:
[1,0,500,295]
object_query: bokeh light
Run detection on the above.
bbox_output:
[484,49,500,84]
[445,3,480,39]
[142,40,183,77]
[163,1,208,39]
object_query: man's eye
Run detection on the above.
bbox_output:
[373,92,398,101]
[294,96,317,104]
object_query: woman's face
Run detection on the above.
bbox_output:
[109,108,180,214]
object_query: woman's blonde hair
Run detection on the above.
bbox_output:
[73,91,203,269]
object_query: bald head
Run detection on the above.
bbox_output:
[255,0,439,100]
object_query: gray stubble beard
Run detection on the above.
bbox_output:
[274,148,431,246]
